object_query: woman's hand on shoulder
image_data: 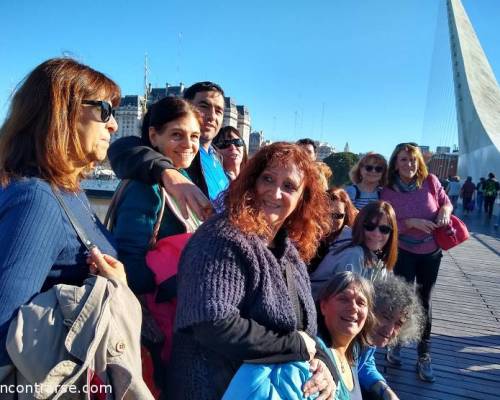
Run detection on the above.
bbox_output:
[87,246,127,284]
[303,358,335,400]
[405,218,437,234]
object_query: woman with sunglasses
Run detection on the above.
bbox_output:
[381,143,452,383]
[310,201,398,298]
[0,59,128,371]
[213,126,248,180]
[346,153,388,210]
[309,188,358,272]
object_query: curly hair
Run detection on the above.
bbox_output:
[387,143,428,188]
[373,275,425,346]
[317,272,377,364]
[225,142,332,262]
[351,200,398,270]
[349,152,388,186]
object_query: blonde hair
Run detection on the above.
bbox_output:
[387,143,428,188]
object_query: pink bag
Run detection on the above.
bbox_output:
[433,215,469,251]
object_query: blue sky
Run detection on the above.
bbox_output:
[1,0,499,157]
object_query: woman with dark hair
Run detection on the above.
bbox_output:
[213,125,248,180]
[167,142,335,399]
[111,96,202,294]
[381,143,452,383]
[317,271,376,400]
[310,201,398,298]
[0,58,127,369]
[309,188,358,272]
[346,153,388,210]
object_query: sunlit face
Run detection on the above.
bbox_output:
[320,283,369,342]
[299,144,316,161]
[255,162,305,232]
[77,98,118,163]
[360,158,384,185]
[395,150,418,182]
[191,90,225,142]
[219,131,244,169]
[364,214,391,252]
[331,199,346,233]
[149,114,201,169]
[370,308,406,347]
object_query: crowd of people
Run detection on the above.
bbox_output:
[0,57,491,399]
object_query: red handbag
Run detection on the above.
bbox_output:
[427,175,469,250]
[433,214,469,250]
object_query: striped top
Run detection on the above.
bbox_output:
[345,185,380,210]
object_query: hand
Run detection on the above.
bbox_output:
[298,331,317,361]
[406,218,437,234]
[303,359,335,400]
[372,381,399,400]
[436,207,452,227]
[161,169,213,220]
[87,246,127,284]
[384,387,400,400]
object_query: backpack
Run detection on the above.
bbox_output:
[483,180,498,197]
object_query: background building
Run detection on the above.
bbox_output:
[436,146,451,154]
[249,130,264,155]
[427,152,459,178]
[113,95,144,142]
[316,142,336,160]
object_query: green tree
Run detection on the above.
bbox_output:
[323,152,359,187]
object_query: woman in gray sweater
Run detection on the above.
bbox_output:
[310,201,399,298]
[167,142,335,399]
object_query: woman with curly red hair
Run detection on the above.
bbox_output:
[166,142,334,399]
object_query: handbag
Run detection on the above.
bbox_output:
[427,176,469,250]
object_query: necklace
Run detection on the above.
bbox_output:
[334,349,347,373]
[74,192,97,223]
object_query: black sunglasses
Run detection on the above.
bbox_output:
[363,222,392,235]
[332,212,345,220]
[217,138,244,149]
[364,165,384,173]
[396,142,418,148]
[82,100,115,123]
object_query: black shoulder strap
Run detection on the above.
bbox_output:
[354,185,361,200]
[52,189,94,251]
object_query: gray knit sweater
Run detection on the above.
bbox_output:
[168,212,317,399]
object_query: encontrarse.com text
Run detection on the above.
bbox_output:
[0,383,112,395]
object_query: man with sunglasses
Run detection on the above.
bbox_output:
[108,81,229,218]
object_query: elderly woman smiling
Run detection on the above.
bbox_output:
[166,142,334,399]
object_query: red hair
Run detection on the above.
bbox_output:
[226,142,332,261]
[327,187,358,229]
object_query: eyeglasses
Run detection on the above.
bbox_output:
[82,100,115,123]
[217,138,244,149]
[332,213,345,220]
[396,142,418,148]
[364,165,384,173]
[363,222,392,235]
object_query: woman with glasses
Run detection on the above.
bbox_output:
[381,143,452,383]
[0,59,128,371]
[346,153,388,210]
[310,201,398,298]
[213,126,248,180]
[309,188,358,272]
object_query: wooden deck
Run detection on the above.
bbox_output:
[375,214,500,399]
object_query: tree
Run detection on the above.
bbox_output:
[323,152,359,187]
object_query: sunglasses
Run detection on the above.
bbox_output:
[364,165,384,173]
[82,100,115,123]
[332,213,345,220]
[217,138,244,149]
[396,142,418,148]
[363,222,392,235]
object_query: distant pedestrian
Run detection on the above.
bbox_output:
[476,177,485,213]
[483,173,500,217]
[460,176,475,214]
[446,176,461,213]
